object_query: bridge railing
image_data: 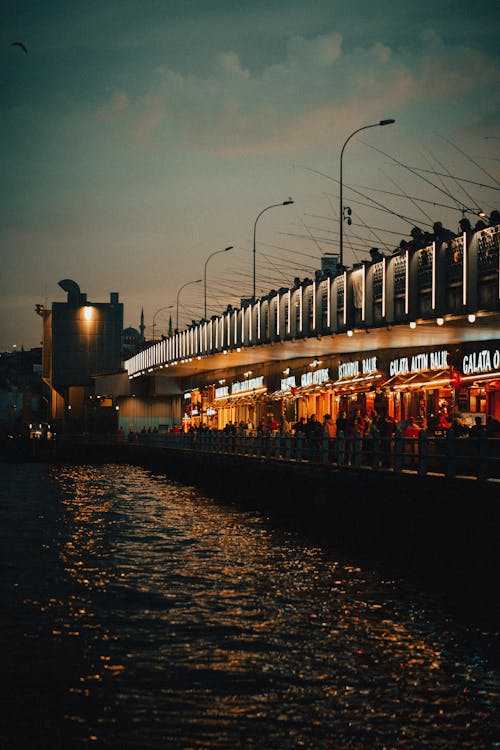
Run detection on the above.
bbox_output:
[129,428,500,482]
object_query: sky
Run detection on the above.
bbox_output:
[1,0,499,351]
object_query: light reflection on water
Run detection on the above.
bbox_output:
[1,462,498,749]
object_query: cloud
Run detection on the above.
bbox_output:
[95,91,130,123]
[92,29,499,158]
[130,91,168,147]
[214,51,250,79]
[286,32,342,66]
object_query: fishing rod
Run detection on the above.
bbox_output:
[360,140,486,212]
[282,229,391,253]
[295,164,426,228]
[281,230,339,245]
[435,132,500,188]
[420,146,476,211]
[385,163,500,192]
[346,184,466,214]
[258,239,320,263]
[344,208,392,253]
[303,213,406,237]
[299,216,325,257]
[321,189,435,230]
[380,166,434,224]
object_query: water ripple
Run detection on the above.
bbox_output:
[1,462,498,749]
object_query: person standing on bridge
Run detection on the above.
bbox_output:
[378,408,396,468]
[292,416,307,435]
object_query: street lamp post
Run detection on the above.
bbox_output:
[252,199,294,302]
[152,305,173,341]
[204,246,233,320]
[339,119,395,269]
[176,279,202,332]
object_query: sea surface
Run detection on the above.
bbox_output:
[1,462,498,749]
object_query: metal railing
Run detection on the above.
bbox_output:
[127,428,500,482]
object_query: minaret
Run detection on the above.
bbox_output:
[139,308,145,343]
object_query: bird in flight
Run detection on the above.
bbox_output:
[11,42,28,54]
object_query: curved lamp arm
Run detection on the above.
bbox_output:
[252,199,294,301]
[152,305,173,340]
[339,119,395,268]
[204,246,233,319]
[176,279,202,331]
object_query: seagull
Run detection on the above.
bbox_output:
[11,41,28,54]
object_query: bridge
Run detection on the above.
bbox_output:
[124,224,499,380]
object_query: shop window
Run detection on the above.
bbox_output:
[469,387,486,414]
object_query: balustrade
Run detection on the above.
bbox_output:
[128,427,499,481]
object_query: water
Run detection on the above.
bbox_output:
[1,462,498,749]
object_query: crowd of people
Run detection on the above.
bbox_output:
[364,208,500,263]
[132,410,500,440]
[129,410,499,473]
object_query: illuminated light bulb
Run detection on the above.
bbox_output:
[409,321,417,329]
[436,317,444,326]
[347,329,353,337]
[468,314,476,323]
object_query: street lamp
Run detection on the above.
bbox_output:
[204,246,233,319]
[152,305,173,341]
[252,198,294,302]
[176,279,202,331]
[339,119,395,269]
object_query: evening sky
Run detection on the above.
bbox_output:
[1,0,499,350]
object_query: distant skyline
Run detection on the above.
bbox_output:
[1,0,499,351]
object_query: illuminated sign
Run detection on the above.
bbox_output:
[184,392,191,400]
[281,375,297,390]
[463,347,500,375]
[215,385,229,399]
[300,368,329,387]
[389,349,448,377]
[206,407,216,416]
[338,356,377,380]
[231,376,264,394]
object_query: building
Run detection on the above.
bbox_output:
[37,279,123,433]
[0,346,44,435]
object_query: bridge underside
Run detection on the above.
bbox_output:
[150,310,500,379]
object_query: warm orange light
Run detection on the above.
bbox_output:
[84,306,93,321]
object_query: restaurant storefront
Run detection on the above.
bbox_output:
[382,348,452,428]
[332,354,386,420]
[456,341,500,424]
[213,374,268,430]
[382,341,500,430]
[269,362,335,425]
[179,339,500,433]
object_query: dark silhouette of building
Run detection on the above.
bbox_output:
[36,279,123,432]
[0,346,44,435]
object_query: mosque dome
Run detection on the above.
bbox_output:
[123,327,141,356]
[123,326,140,341]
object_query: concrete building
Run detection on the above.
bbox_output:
[37,279,123,432]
